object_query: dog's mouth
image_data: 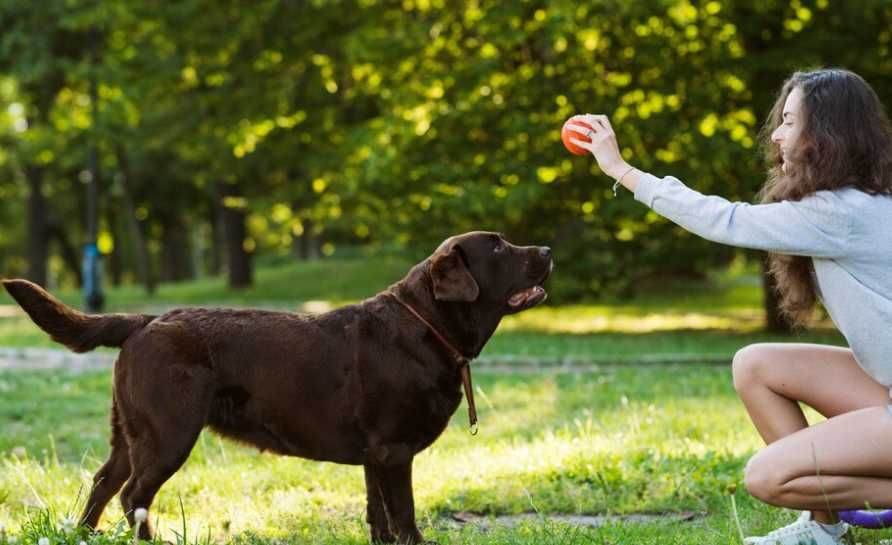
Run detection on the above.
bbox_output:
[507,260,552,311]
[507,285,547,310]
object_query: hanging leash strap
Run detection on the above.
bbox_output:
[388,292,478,434]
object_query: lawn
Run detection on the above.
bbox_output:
[2,365,890,544]
[0,257,878,544]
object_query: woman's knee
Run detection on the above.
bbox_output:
[743,451,786,505]
[732,343,776,394]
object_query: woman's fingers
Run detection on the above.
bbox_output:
[565,123,596,136]
[566,113,618,155]
[569,129,608,146]
[583,114,612,132]
[568,137,594,150]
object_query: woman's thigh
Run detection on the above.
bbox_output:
[748,406,892,482]
[733,343,890,418]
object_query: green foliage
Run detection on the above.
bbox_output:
[1,1,891,299]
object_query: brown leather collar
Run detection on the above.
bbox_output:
[388,291,478,434]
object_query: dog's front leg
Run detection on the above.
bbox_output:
[370,461,424,545]
[364,464,396,543]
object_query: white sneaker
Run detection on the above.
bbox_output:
[743,511,848,544]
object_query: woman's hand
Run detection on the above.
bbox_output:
[566,114,629,179]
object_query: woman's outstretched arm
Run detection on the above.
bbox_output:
[630,171,851,257]
[566,115,852,258]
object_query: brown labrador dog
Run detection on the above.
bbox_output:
[2,231,552,544]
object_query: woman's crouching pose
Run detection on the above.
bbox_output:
[568,68,892,544]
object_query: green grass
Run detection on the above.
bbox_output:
[1,366,890,545]
[480,329,846,363]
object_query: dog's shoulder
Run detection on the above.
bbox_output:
[343,294,399,340]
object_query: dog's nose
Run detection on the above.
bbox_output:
[539,247,552,259]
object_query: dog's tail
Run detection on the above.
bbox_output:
[2,279,156,353]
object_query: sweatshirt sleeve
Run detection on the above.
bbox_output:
[633,172,852,258]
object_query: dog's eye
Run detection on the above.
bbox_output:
[493,241,505,254]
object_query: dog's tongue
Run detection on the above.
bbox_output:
[508,286,544,307]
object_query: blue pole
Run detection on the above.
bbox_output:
[83,243,104,312]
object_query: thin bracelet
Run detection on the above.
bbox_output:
[613,166,635,196]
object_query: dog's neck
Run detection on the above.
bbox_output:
[388,260,503,359]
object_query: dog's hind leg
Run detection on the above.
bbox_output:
[119,427,202,539]
[116,347,213,539]
[118,400,206,540]
[79,398,131,530]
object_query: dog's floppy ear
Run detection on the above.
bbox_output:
[430,245,479,302]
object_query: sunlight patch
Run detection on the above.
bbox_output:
[501,308,764,333]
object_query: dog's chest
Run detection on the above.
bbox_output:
[363,383,463,466]
[404,381,464,447]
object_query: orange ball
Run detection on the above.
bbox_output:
[561,116,593,155]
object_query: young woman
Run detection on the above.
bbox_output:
[567,68,892,545]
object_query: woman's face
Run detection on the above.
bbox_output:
[771,86,804,172]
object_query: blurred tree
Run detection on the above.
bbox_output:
[1,0,890,329]
[0,2,97,286]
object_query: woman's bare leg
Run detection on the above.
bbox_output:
[732,343,890,522]
[744,406,892,510]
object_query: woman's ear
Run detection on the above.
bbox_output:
[430,245,479,302]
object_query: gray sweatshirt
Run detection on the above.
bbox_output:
[634,173,892,392]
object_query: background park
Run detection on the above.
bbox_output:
[1,1,891,544]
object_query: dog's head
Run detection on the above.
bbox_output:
[428,231,552,314]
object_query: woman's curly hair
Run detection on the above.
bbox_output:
[757,69,892,327]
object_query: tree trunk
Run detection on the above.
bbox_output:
[290,197,320,261]
[106,207,123,286]
[292,217,320,260]
[115,145,155,294]
[160,213,194,282]
[46,222,84,287]
[24,165,49,286]
[191,225,205,280]
[761,257,794,333]
[208,198,223,276]
[216,181,252,288]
